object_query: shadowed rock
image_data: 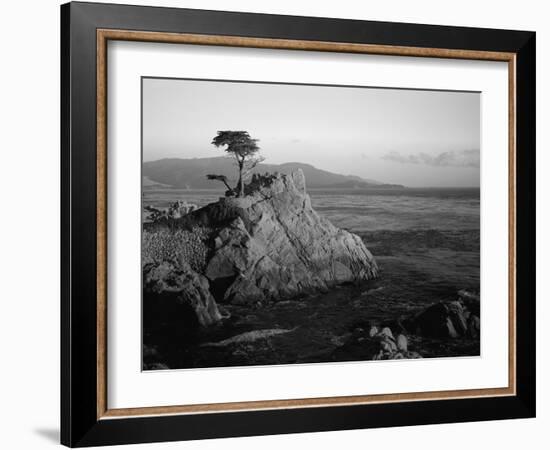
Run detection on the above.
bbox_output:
[143,261,222,327]
[403,290,480,339]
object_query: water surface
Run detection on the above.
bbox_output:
[143,187,480,368]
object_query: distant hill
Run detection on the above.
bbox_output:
[143,157,403,189]
[143,176,172,188]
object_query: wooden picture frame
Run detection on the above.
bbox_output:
[61,2,536,447]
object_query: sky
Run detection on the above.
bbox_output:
[142,77,480,187]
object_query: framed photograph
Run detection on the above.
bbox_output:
[61,2,536,447]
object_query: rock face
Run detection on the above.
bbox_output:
[192,170,379,304]
[143,261,222,327]
[143,170,378,328]
[404,290,480,339]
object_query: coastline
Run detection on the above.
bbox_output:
[142,186,480,370]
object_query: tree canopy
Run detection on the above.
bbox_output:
[211,131,260,159]
[208,131,263,197]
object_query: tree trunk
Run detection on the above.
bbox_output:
[237,160,244,197]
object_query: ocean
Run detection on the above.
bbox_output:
[143,187,480,368]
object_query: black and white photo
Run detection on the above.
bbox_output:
[141,77,481,370]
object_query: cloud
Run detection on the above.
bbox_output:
[382,150,479,168]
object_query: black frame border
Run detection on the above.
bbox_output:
[61,2,535,447]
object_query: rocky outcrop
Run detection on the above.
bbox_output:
[186,170,378,304]
[145,201,198,222]
[143,261,222,327]
[143,169,378,328]
[368,327,422,360]
[331,325,422,361]
[402,290,480,339]
[330,289,480,362]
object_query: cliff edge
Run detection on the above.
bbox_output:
[143,170,379,324]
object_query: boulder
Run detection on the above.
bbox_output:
[371,328,420,360]
[379,327,394,340]
[331,325,422,361]
[397,334,408,352]
[185,170,379,304]
[368,326,379,337]
[458,289,480,316]
[411,302,464,338]
[467,315,481,338]
[406,293,479,339]
[447,301,468,335]
[143,261,222,327]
